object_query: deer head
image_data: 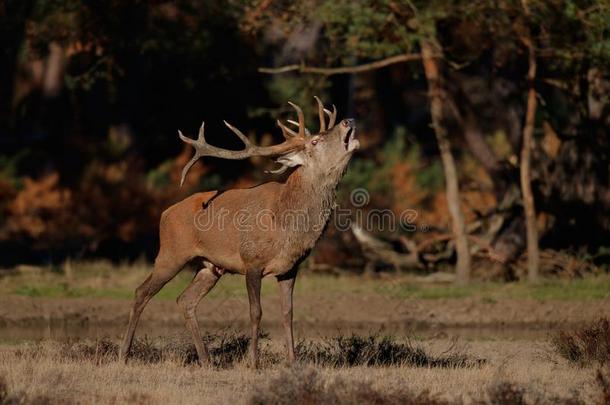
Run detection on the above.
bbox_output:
[178,97,359,186]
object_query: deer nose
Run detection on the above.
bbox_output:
[341,119,355,128]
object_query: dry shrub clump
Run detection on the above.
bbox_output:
[485,382,527,405]
[60,333,250,368]
[483,382,589,405]
[296,335,483,368]
[61,338,120,363]
[248,367,449,405]
[483,369,610,405]
[551,318,610,366]
[0,375,54,405]
[597,369,610,405]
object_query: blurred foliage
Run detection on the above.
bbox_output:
[0,0,609,272]
[265,75,330,129]
[315,0,419,60]
[340,127,448,232]
[4,173,74,246]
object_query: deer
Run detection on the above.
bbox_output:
[119,97,359,368]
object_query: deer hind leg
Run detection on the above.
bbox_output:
[277,269,297,364]
[119,255,185,362]
[245,268,263,369]
[176,262,222,365]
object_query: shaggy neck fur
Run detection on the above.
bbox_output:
[276,164,347,253]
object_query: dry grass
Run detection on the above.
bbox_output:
[0,339,604,404]
[551,318,610,366]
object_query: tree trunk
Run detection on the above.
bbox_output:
[42,42,66,98]
[0,0,34,129]
[520,41,540,283]
[420,40,472,285]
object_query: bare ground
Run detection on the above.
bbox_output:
[0,292,609,340]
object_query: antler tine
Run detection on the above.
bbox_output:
[326,104,337,128]
[196,121,206,141]
[223,120,252,147]
[178,122,206,187]
[314,96,326,132]
[286,119,311,135]
[277,120,297,139]
[287,101,307,137]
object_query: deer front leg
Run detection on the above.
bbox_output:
[245,268,263,368]
[277,271,297,364]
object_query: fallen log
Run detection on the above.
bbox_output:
[351,224,421,272]
[351,224,505,273]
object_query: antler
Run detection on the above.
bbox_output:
[314,96,337,132]
[178,101,309,186]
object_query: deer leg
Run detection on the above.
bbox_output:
[277,270,297,364]
[119,256,184,362]
[176,264,221,365]
[245,268,263,369]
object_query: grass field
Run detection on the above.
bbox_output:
[0,262,609,404]
[3,260,610,301]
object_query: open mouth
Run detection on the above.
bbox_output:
[343,127,359,151]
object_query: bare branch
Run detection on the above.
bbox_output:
[259,53,422,76]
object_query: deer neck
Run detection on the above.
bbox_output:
[274,164,343,252]
[281,165,341,212]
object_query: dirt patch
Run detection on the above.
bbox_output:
[1,294,609,341]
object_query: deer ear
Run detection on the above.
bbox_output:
[276,150,305,167]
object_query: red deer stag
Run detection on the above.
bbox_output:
[119,98,359,367]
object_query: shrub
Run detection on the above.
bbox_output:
[248,367,449,405]
[296,335,483,368]
[486,382,526,405]
[550,318,610,366]
[60,333,251,368]
[61,338,119,364]
[596,368,610,405]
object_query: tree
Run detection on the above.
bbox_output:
[420,39,472,284]
[519,32,540,283]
